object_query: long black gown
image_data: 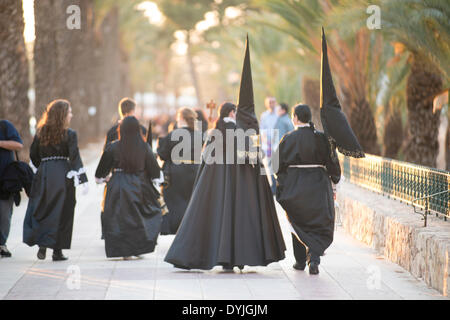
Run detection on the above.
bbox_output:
[95,141,162,258]
[164,120,286,270]
[23,129,87,250]
[275,126,341,258]
[157,127,201,235]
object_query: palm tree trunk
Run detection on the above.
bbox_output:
[186,31,203,107]
[0,0,31,160]
[34,0,95,145]
[342,88,380,155]
[302,77,322,131]
[404,55,443,167]
[383,102,404,159]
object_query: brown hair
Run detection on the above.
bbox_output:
[37,99,70,146]
[119,98,136,118]
[177,107,197,130]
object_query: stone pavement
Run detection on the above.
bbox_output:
[0,146,448,300]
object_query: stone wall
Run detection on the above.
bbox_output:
[337,181,450,296]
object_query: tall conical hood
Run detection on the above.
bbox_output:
[236,34,259,132]
[320,28,365,158]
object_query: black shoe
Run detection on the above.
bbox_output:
[222,265,234,272]
[0,246,12,258]
[293,262,306,271]
[308,261,319,275]
[174,264,191,270]
[52,251,68,261]
[37,247,46,260]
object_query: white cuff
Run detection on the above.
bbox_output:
[67,167,86,187]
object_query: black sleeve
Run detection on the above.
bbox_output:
[322,134,341,184]
[95,143,114,178]
[145,144,161,180]
[157,134,172,161]
[30,135,40,168]
[67,130,88,185]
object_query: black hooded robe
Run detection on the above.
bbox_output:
[95,141,162,258]
[275,126,341,258]
[157,127,201,235]
[164,119,286,270]
[23,129,87,249]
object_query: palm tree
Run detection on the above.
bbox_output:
[330,0,449,167]
[257,0,381,154]
[0,0,31,159]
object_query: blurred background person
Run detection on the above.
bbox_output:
[157,107,201,235]
[260,96,279,195]
[273,102,294,152]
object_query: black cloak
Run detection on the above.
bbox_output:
[157,127,201,235]
[275,126,341,257]
[23,129,88,249]
[95,141,162,258]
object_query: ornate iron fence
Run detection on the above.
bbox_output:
[338,154,450,225]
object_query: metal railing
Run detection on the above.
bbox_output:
[339,154,450,226]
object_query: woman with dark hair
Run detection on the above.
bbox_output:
[23,99,88,261]
[157,107,202,235]
[194,108,209,135]
[274,104,341,275]
[95,116,162,259]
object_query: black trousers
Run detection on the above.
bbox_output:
[292,235,320,264]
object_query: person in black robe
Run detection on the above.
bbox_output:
[164,35,286,271]
[23,100,88,261]
[95,116,162,259]
[194,108,209,136]
[103,98,147,150]
[274,28,365,275]
[157,107,201,235]
[274,104,340,274]
[100,98,146,240]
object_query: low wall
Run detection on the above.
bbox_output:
[337,181,450,296]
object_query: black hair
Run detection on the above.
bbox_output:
[279,103,289,114]
[118,116,146,173]
[215,102,236,132]
[293,104,315,131]
[119,98,136,117]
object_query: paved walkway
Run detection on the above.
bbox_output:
[0,146,447,300]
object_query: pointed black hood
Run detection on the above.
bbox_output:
[320,28,365,158]
[236,34,259,133]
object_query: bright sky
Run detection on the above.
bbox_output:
[136,1,165,26]
[23,0,35,43]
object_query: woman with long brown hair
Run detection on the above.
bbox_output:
[23,99,88,261]
[95,116,162,259]
[157,107,202,235]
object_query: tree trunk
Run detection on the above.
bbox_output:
[95,7,125,134]
[302,77,322,131]
[404,55,443,167]
[34,0,99,145]
[342,88,380,155]
[186,31,203,107]
[0,0,31,160]
[383,102,404,159]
